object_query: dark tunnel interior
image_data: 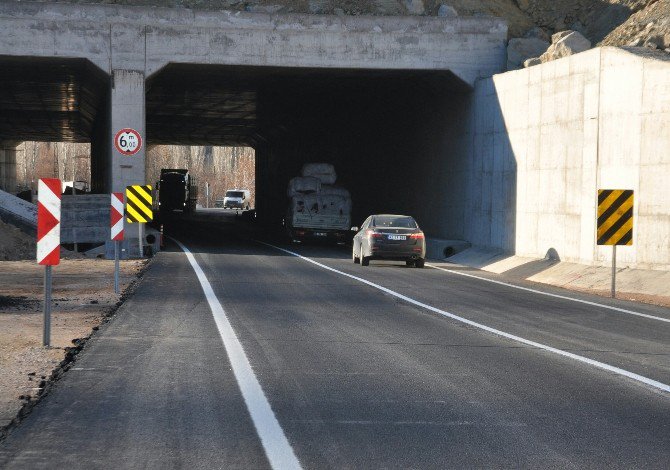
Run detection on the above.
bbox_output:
[146,64,472,234]
[0,57,473,240]
[0,56,110,192]
[0,56,109,143]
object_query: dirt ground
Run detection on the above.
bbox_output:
[0,258,147,436]
[0,218,34,261]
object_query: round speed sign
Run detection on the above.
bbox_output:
[114,128,143,156]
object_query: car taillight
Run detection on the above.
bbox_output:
[410,232,425,239]
[366,230,382,238]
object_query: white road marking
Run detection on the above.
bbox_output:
[173,238,302,470]
[426,263,670,324]
[259,242,670,394]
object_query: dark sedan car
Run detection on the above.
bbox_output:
[352,214,426,268]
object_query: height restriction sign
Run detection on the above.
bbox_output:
[114,128,143,156]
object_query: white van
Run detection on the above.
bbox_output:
[223,189,251,210]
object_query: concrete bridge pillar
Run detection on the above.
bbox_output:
[110,70,146,194]
[103,70,146,255]
[0,141,18,193]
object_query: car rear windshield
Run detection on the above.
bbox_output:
[373,216,417,228]
[162,173,185,182]
[226,191,244,198]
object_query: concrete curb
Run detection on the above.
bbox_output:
[436,247,670,304]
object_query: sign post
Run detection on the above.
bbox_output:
[597,189,634,298]
[139,223,144,258]
[37,178,61,347]
[125,185,153,258]
[111,192,124,294]
[44,265,52,345]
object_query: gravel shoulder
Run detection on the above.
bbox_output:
[0,258,147,436]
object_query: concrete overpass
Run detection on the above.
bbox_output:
[0,1,506,206]
[1,2,669,271]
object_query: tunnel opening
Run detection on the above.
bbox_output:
[13,142,92,200]
[146,64,473,242]
[146,144,255,210]
[0,56,110,195]
[0,56,112,252]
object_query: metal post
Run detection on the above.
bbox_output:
[612,245,616,299]
[43,265,52,347]
[114,240,120,294]
[138,223,143,258]
[72,182,77,250]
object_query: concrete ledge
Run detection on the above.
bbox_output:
[442,247,670,304]
[426,238,471,260]
[527,262,670,302]
[0,189,36,235]
[0,189,36,225]
[438,246,507,269]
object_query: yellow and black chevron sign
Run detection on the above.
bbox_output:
[125,185,153,223]
[597,189,633,246]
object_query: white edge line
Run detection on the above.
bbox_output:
[258,241,670,395]
[426,263,670,324]
[172,237,302,470]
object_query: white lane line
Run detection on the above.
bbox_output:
[173,238,302,470]
[259,241,670,394]
[426,263,670,324]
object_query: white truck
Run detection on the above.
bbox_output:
[286,163,352,243]
[222,189,251,210]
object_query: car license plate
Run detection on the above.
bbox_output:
[387,235,406,240]
[314,232,327,237]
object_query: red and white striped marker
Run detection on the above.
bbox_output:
[111,192,124,241]
[37,178,61,266]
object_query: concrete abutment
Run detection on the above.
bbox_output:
[465,48,670,270]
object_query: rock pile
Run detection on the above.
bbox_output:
[508,0,669,70]
[538,30,591,62]
[507,33,550,69]
[509,29,591,69]
[515,0,652,44]
[601,0,670,53]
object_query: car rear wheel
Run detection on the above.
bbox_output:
[360,245,369,266]
[352,244,360,264]
[406,260,415,267]
[415,258,425,268]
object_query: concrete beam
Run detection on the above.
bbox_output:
[0,1,507,87]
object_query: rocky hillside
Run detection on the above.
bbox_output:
[601,0,670,50]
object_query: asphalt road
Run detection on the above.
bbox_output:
[1,215,669,468]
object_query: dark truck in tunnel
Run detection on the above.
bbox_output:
[156,169,198,214]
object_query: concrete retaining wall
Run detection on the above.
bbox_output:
[467,47,670,270]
